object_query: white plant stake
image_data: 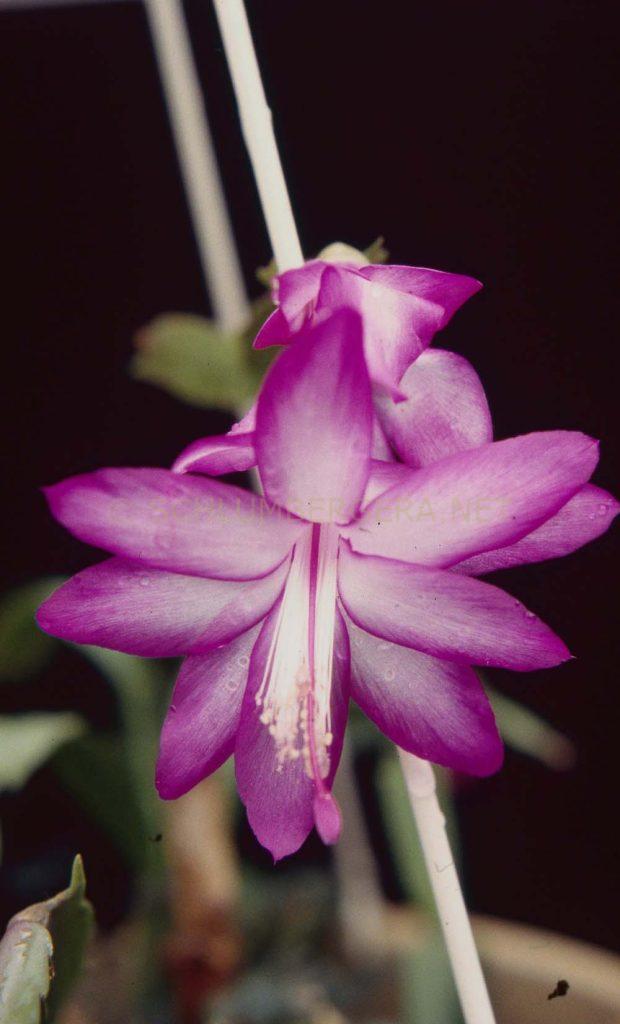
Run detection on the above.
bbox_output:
[399,752,496,1023]
[212,0,304,273]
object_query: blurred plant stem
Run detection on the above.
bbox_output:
[332,738,385,961]
[164,772,242,1024]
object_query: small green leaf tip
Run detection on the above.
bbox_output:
[0,854,93,1023]
[69,854,86,898]
[363,236,389,264]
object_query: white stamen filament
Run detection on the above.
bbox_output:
[256,525,339,784]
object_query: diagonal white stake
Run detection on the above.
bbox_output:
[399,751,496,1023]
[212,0,303,273]
[144,0,248,332]
[211,2,497,1021]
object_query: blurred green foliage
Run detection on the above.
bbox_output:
[0,577,64,683]
[131,314,270,411]
[0,713,86,792]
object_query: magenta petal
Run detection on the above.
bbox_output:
[358,264,482,334]
[346,431,599,568]
[347,616,503,775]
[456,484,620,574]
[338,545,571,670]
[314,265,411,398]
[36,557,287,656]
[313,791,342,844]
[44,468,304,580]
[375,348,492,467]
[254,262,326,349]
[234,604,350,860]
[276,261,325,324]
[253,308,292,349]
[156,624,261,799]
[255,308,372,524]
[173,432,256,476]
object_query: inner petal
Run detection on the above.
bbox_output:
[255,523,341,822]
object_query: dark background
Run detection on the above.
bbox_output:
[0,0,618,949]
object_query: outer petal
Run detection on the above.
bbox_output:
[375,348,492,467]
[347,616,502,775]
[456,484,620,574]
[253,308,292,349]
[316,265,481,397]
[235,603,350,860]
[361,459,412,509]
[255,308,372,524]
[372,416,394,460]
[314,265,411,398]
[36,556,288,656]
[346,432,599,568]
[253,262,325,349]
[156,624,261,799]
[357,264,482,333]
[173,432,256,476]
[338,545,570,670]
[44,467,304,580]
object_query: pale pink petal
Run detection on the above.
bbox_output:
[231,405,257,433]
[235,603,350,860]
[173,432,256,476]
[276,261,325,324]
[361,460,412,509]
[254,262,325,349]
[36,557,287,656]
[372,417,394,460]
[156,624,261,799]
[315,265,410,398]
[456,484,620,574]
[346,432,599,567]
[44,468,304,580]
[347,616,502,775]
[375,348,492,467]
[255,308,372,524]
[338,545,571,670]
[358,264,482,331]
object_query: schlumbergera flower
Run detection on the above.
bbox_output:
[38,310,614,860]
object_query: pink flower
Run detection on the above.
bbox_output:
[37,311,608,859]
[254,257,481,399]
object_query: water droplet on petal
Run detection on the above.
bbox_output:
[384,667,396,682]
[598,503,610,516]
[237,654,250,668]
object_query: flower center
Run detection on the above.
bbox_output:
[255,523,339,790]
